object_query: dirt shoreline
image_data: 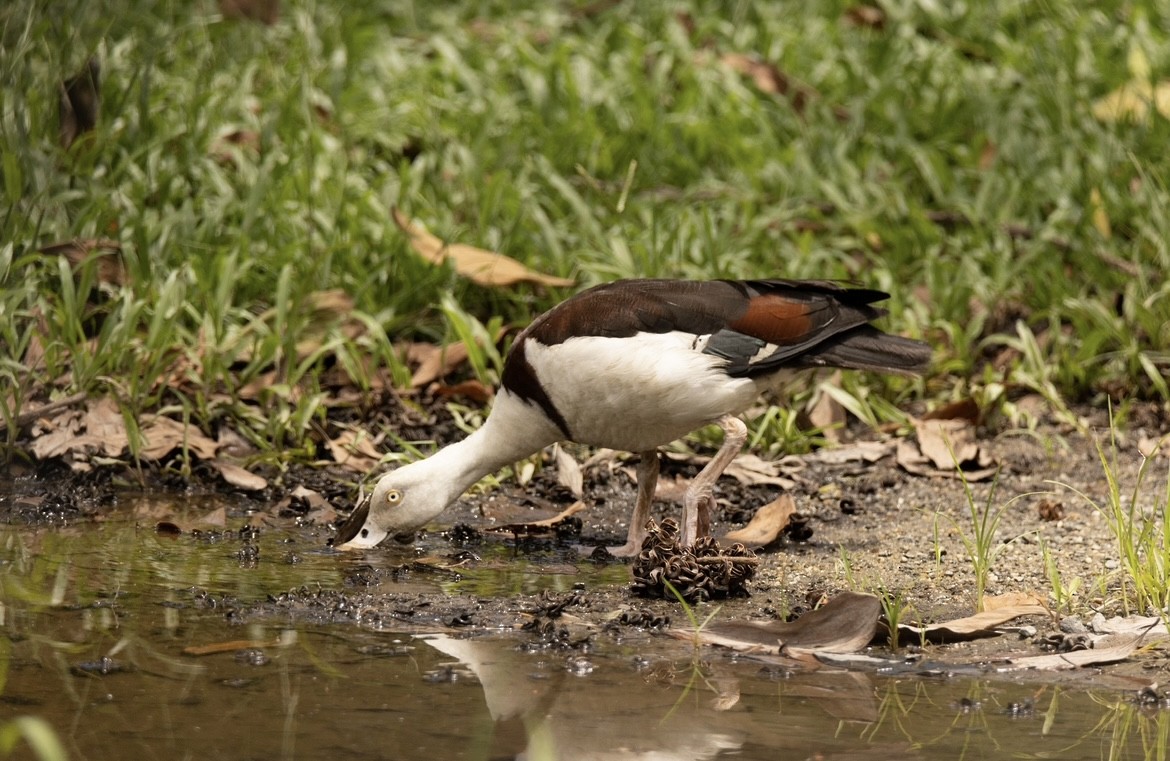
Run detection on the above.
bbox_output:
[3,398,1169,681]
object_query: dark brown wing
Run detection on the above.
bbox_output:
[500,279,929,435]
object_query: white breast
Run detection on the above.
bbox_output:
[523,331,761,451]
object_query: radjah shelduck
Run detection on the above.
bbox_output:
[335,278,931,555]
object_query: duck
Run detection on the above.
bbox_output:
[334,278,930,555]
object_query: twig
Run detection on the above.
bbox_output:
[0,392,88,433]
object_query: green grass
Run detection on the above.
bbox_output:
[3,0,1170,462]
[1057,434,1170,622]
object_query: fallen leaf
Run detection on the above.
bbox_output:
[433,378,494,404]
[805,373,845,444]
[1092,79,1170,124]
[721,494,797,548]
[982,591,1050,611]
[487,500,587,535]
[59,58,100,149]
[997,633,1147,671]
[802,440,894,465]
[553,444,584,499]
[407,341,471,388]
[286,485,338,524]
[211,128,261,165]
[38,238,126,287]
[82,396,129,456]
[138,416,219,460]
[216,426,253,458]
[897,594,1050,645]
[896,417,997,481]
[327,428,383,472]
[392,207,575,288]
[212,460,267,491]
[683,591,881,655]
[844,5,885,28]
[922,398,981,425]
[1087,613,1169,639]
[218,0,280,24]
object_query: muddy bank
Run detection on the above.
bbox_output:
[4,398,1168,687]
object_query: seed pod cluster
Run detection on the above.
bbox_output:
[630,518,757,602]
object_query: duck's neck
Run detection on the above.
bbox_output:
[421,390,564,507]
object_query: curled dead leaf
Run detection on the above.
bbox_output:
[138,415,219,461]
[392,208,575,288]
[682,592,881,655]
[212,460,267,491]
[486,500,587,535]
[407,341,471,388]
[38,238,126,287]
[896,417,997,481]
[721,494,796,548]
[327,428,383,473]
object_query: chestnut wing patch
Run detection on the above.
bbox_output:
[710,290,881,377]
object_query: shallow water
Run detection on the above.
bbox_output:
[1,496,1167,761]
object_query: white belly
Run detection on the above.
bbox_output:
[524,332,762,451]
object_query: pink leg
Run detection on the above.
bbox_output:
[681,415,747,546]
[606,450,659,558]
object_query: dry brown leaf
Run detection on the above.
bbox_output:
[29,408,85,460]
[38,238,126,287]
[210,128,261,165]
[686,592,881,655]
[896,417,997,481]
[327,428,383,473]
[898,596,1050,645]
[916,418,978,469]
[803,440,894,465]
[136,416,218,461]
[844,5,885,28]
[216,427,253,459]
[433,379,494,404]
[998,633,1146,671]
[982,591,1049,611]
[553,445,584,499]
[218,0,280,24]
[212,460,267,491]
[407,341,471,388]
[289,485,330,510]
[722,494,796,548]
[83,396,129,456]
[713,52,824,115]
[487,500,587,534]
[922,398,981,425]
[59,58,100,149]
[392,207,575,288]
[805,373,845,444]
